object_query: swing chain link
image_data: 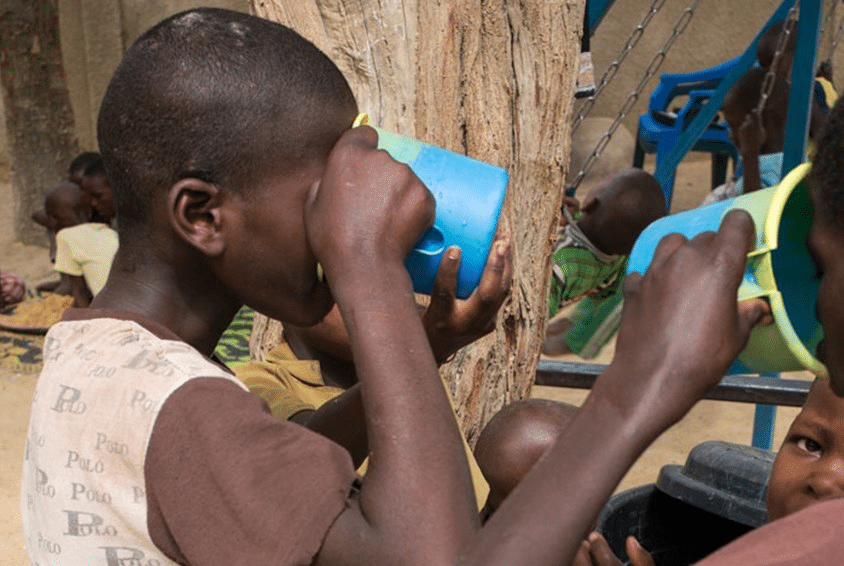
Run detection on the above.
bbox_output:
[757,5,799,117]
[569,0,701,194]
[572,0,669,135]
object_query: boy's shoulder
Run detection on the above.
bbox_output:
[52,310,239,383]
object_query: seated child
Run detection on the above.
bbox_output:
[757,20,838,116]
[20,8,769,565]
[544,168,665,356]
[236,238,512,505]
[575,376,844,566]
[67,151,102,187]
[79,156,116,225]
[46,182,118,307]
[0,269,25,308]
[31,151,103,271]
[702,67,790,205]
[473,398,578,520]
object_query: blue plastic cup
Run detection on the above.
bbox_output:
[627,164,826,377]
[354,114,509,299]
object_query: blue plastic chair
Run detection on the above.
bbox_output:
[633,56,742,206]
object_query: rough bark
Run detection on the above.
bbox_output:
[252,0,583,445]
[0,0,79,244]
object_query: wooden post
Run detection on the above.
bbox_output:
[252,0,583,445]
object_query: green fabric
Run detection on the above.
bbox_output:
[215,305,255,366]
[564,289,624,358]
[548,248,627,318]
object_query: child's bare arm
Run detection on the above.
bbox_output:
[289,233,511,367]
[306,125,479,565]
[66,274,93,308]
[737,110,764,194]
[461,210,769,566]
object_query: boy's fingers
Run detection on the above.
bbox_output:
[498,233,513,297]
[587,532,622,566]
[428,246,461,316]
[715,209,757,269]
[646,232,688,273]
[621,271,643,301]
[625,536,656,566]
[475,233,511,305]
[737,297,774,334]
[572,540,594,566]
[346,122,379,148]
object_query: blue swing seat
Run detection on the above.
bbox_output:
[633,56,742,205]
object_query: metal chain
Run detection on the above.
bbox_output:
[568,0,701,193]
[571,0,669,135]
[756,5,799,116]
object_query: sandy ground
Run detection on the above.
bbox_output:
[0,156,811,564]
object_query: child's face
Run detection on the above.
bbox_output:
[218,105,358,327]
[808,204,844,396]
[767,378,844,521]
[81,175,115,221]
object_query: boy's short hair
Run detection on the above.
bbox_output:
[97,8,356,236]
[82,156,106,179]
[605,168,665,233]
[68,152,101,177]
[812,98,844,226]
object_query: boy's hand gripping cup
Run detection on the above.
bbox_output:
[628,163,827,378]
[354,113,509,299]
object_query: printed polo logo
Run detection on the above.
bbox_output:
[123,350,175,377]
[130,390,158,412]
[73,342,98,361]
[65,449,105,474]
[51,385,86,414]
[132,486,145,505]
[43,336,63,362]
[63,510,117,537]
[95,432,129,457]
[34,467,56,499]
[99,545,163,566]
[115,330,142,346]
[37,531,61,555]
[71,481,112,504]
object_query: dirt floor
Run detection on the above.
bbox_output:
[0,156,811,564]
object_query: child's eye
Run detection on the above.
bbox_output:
[797,437,822,455]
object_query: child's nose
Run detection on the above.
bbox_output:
[809,458,844,499]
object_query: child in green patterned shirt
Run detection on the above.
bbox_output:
[545,169,665,356]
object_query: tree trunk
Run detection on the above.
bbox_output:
[0,0,79,244]
[252,0,583,445]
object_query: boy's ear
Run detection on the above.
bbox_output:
[168,178,226,257]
